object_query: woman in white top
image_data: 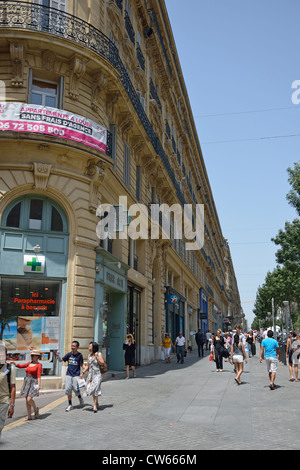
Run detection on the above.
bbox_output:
[230,334,247,385]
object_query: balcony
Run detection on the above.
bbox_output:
[0,1,187,209]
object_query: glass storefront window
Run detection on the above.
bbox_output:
[0,277,61,376]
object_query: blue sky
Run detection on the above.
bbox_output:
[165,0,299,326]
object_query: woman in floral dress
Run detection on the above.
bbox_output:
[80,342,105,413]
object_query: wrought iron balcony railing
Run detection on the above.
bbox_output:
[136,43,145,71]
[0,1,186,206]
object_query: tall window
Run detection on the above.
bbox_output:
[28,70,64,109]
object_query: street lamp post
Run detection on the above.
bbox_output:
[283,301,290,334]
[272,298,276,338]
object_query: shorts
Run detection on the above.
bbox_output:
[232,355,243,363]
[65,375,80,396]
[265,357,278,373]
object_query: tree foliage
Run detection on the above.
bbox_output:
[252,161,300,329]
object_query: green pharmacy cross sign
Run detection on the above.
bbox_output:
[23,255,45,273]
[27,257,42,272]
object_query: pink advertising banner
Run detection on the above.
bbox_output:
[0,102,107,153]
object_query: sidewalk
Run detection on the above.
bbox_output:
[1,350,299,450]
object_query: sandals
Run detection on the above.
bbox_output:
[24,407,40,421]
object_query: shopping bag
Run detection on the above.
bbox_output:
[209,353,213,362]
[77,377,86,389]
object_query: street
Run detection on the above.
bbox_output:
[1,349,299,451]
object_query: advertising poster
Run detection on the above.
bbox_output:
[0,102,107,153]
[2,316,59,352]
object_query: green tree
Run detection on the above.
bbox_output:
[253,161,300,329]
[286,161,300,216]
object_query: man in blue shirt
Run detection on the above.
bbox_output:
[260,330,281,390]
[56,341,84,411]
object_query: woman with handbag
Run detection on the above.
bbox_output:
[80,342,106,413]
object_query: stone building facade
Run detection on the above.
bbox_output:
[0,0,242,389]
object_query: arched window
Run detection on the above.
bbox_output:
[2,196,68,233]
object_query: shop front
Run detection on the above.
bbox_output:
[165,286,186,343]
[199,288,209,334]
[94,247,128,371]
[0,195,68,382]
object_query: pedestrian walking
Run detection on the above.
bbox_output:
[213,329,226,372]
[80,342,105,413]
[286,331,298,381]
[289,332,300,382]
[260,330,281,390]
[13,349,42,421]
[55,341,84,411]
[235,325,246,345]
[0,342,16,438]
[195,328,205,358]
[246,330,256,357]
[230,334,247,385]
[175,332,186,364]
[123,334,136,379]
[205,330,212,351]
[162,333,173,363]
[223,332,232,362]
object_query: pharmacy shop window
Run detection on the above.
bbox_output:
[0,278,61,375]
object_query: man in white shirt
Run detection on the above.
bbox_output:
[205,330,212,350]
[175,332,186,364]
